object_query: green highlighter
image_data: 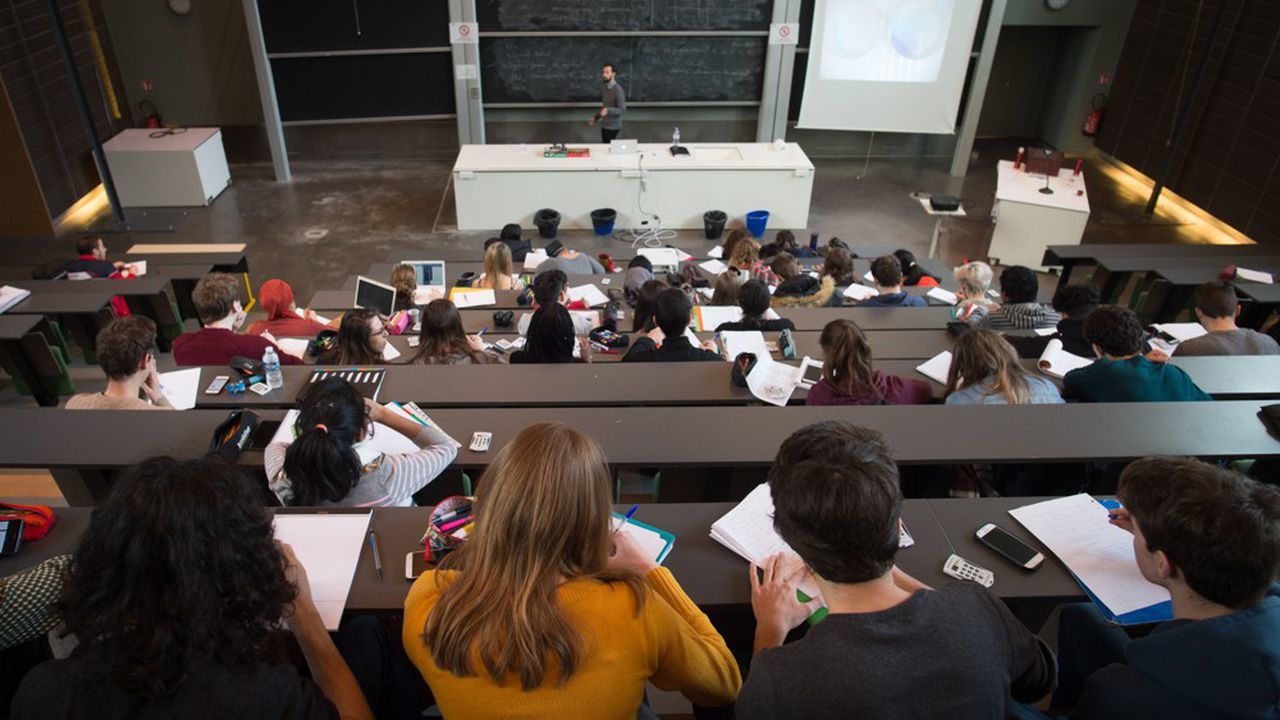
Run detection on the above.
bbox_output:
[797,589,829,626]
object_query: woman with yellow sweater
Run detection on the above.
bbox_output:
[402,423,741,719]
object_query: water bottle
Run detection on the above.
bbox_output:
[672,127,681,148]
[263,347,283,390]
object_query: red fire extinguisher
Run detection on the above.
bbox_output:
[139,100,161,129]
[1083,93,1106,136]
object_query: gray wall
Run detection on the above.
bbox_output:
[99,0,261,128]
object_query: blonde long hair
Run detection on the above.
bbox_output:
[422,423,645,690]
[945,329,1032,404]
[478,243,514,290]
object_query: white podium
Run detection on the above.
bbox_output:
[102,128,231,207]
[988,160,1090,271]
[452,142,815,231]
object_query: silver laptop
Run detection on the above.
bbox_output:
[609,139,639,155]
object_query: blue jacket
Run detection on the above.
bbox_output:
[855,291,926,308]
[1073,586,1280,719]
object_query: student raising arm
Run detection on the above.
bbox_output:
[266,377,458,506]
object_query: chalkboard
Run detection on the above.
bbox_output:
[259,0,450,53]
[481,37,766,103]
[272,54,456,122]
[476,0,773,31]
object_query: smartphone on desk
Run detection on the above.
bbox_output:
[405,550,431,580]
[976,523,1044,570]
[0,518,25,556]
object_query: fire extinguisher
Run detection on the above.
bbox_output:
[1083,93,1106,136]
[139,100,161,129]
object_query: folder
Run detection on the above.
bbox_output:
[613,513,674,564]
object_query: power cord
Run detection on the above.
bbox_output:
[623,152,676,248]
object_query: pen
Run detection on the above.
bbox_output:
[368,531,383,581]
[437,516,473,534]
[624,504,639,521]
[477,326,488,337]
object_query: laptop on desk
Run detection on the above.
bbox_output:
[354,276,396,316]
[609,139,638,155]
[402,260,446,306]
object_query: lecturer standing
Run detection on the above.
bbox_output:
[588,63,626,144]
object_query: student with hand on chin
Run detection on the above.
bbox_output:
[66,316,173,410]
[738,421,1055,720]
[1049,457,1280,720]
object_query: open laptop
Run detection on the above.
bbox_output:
[402,260,446,305]
[609,139,638,155]
[354,275,396,316]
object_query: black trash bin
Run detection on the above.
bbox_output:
[534,208,561,239]
[590,208,617,236]
[703,210,727,240]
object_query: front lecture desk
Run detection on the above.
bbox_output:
[452,143,815,231]
[989,160,1090,271]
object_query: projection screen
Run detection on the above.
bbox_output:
[797,0,983,134]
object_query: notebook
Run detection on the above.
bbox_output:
[692,306,743,332]
[1151,322,1208,343]
[926,287,958,305]
[449,288,497,308]
[272,513,372,630]
[699,259,728,275]
[915,351,953,385]
[613,513,675,564]
[842,283,877,301]
[718,330,771,362]
[1010,494,1171,625]
[523,250,549,272]
[567,284,610,308]
[307,368,386,401]
[157,368,201,410]
[1037,338,1094,379]
[0,286,31,315]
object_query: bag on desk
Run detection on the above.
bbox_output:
[730,352,759,388]
[0,502,56,542]
[208,410,261,463]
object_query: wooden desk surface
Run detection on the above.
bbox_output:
[5,402,1275,474]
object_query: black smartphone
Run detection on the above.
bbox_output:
[0,518,25,556]
[248,420,282,451]
[976,523,1044,570]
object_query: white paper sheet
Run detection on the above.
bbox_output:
[863,270,876,283]
[1009,494,1170,616]
[158,367,200,410]
[523,250,549,271]
[381,342,401,361]
[275,337,311,361]
[674,248,694,262]
[412,287,444,306]
[0,286,31,314]
[707,245,724,259]
[450,288,497,308]
[718,330,771,362]
[613,515,673,564]
[927,287,958,305]
[272,513,372,630]
[1037,338,1094,379]
[1034,327,1058,337]
[567,284,610,308]
[842,283,878,301]
[295,307,331,325]
[699,259,729,275]
[692,305,743,331]
[745,356,802,407]
[915,351,953,385]
[271,409,423,456]
[1236,267,1274,284]
[1152,322,1209,343]
[128,260,147,276]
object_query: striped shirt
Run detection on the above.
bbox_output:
[265,425,458,507]
[977,302,1061,331]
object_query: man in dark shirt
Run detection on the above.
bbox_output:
[739,421,1055,719]
[1062,306,1209,402]
[588,63,626,143]
[854,255,927,308]
[622,288,720,362]
[62,236,123,278]
[172,272,301,367]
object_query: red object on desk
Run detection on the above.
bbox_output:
[1074,159,1083,176]
[1014,146,1024,170]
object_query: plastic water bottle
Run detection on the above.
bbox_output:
[672,127,681,148]
[263,347,283,390]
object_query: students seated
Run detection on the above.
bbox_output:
[769,252,800,283]
[11,456,374,719]
[728,237,781,285]
[952,261,997,322]
[64,317,173,410]
[805,319,932,405]
[318,309,388,365]
[632,278,668,333]
[716,279,796,332]
[854,256,928,307]
[820,247,856,306]
[517,269,596,337]
[894,249,940,287]
[497,223,531,261]
[408,299,492,365]
[1004,283,1099,359]
[173,272,302,367]
[720,228,751,264]
[944,329,1063,405]
[1052,457,1280,719]
[760,229,815,259]
[709,267,746,306]
[622,256,654,306]
[389,264,420,312]
[474,242,526,291]
[976,266,1061,330]
[403,423,740,718]
[739,421,1054,719]
[622,288,721,362]
[1176,280,1280,356]
[537,240,605,275]
[1063,306,1211,402]
[266,377,458,506]
[771,254,835,308]
[510,304,589,364]
[247,279,334,338]
[63,235,124,277]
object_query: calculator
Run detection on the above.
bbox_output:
[942,554,995,588]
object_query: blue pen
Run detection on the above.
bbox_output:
[624,504,639,521]
[1099,498,1123,519]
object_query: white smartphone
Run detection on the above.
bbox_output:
[405,550,430,580]
[976,523,1045,570]
[204,375,229,395]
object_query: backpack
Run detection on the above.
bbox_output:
[31,258,70,280]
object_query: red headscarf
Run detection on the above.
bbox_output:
[258,279,295,321]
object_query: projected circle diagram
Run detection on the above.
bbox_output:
[820,0,955,83]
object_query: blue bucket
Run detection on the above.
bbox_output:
[591,208,617,236]
[746,210,770,238]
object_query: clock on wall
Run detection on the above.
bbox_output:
[168,0,192,15]
[1046,0,1072,9]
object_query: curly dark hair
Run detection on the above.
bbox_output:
[57,456,296,698]
[1051,283,1101,317]
[1083,305,1144,356]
